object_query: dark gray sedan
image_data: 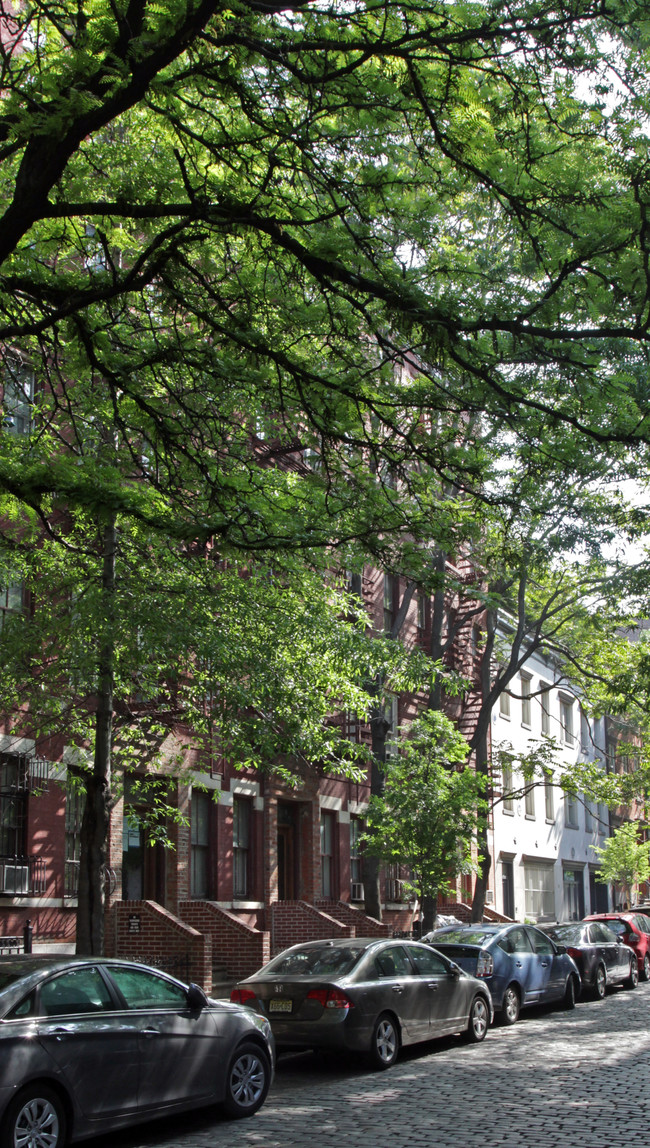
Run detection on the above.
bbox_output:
[540,921,638,998]
[231,937,493,1069]
[0,956,274,1147]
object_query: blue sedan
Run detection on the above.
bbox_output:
[424,923,580,1024]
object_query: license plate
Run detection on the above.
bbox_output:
[269,998,292,1013]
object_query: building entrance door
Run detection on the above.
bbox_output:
[122,819,166,903]
[277,802,297,900]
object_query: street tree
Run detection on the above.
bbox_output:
[593,822,650,908]
[363,710,485,933]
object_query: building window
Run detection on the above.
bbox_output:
[350,817,363,897]
[0,581,23,629]
[65,779,86,897]
[383,694,399,758]
[565,791,579,829]
[3,361,33,436]
[233,796,251,900]
[560,696,575,745]
[499,689,511,719]
[523,862,555,920]
[540,685,551,735]
[320,811,335,898]
[417,591,427,632]
[383,574,395,634]
[191,789,211,898]
[584,801,593,832]
[0,757,27,859]
[525,784,535,819]
[544,773,555,822]
[502,762,514,813]
[521,675,531,727]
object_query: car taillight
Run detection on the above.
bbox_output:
[566,947,583,966]
[306,987,354,1009]
[231,987,257,1005]
[476,951,493,977]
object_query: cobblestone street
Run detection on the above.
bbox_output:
[91,980,650,1148]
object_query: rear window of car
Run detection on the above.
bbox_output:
[263,946,366,977]
[545,925,584,945]
[433,930,495,946]
[602,919,627,936]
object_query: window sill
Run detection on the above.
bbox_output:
[502,808,514,816]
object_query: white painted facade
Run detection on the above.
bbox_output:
[489,647,612,923]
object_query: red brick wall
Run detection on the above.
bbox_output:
[269,900,353,955]
[180,901,270,979]
[314,899,392,937]
[106,899,212,993]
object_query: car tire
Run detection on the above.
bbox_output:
[499,984,520,1026]
[368,1013,400,1070]
[593,964,607,1001]
[2,1084,66,1148]
[625,958,639,990]
[465,995,489,1043]
[642,953,650,982]
[221,1042,271,1119]
[561,975,577,1010]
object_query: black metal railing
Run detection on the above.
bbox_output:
[0,855,46,896]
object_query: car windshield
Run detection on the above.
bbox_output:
[262,945,366,977]
[433,930,496,945]
[545,925,584,945]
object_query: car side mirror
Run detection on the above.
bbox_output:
[449,963,461,978]
[187,983,209,1010]
[555,945,567,955]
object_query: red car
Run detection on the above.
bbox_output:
[584,913,650,981]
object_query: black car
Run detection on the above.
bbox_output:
[232,937,493,1069]
[0,956,274,1147]
[540,922,638,998]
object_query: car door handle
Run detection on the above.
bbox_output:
[515,961,523,968]
[391,985,404,994]
[540,961,549,967]
[142,1027,161,1037]
[426,983,438,991]
[52,1027,74,1040]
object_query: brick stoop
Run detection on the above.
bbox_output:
[180,901,270,981]
[269,900,354,955]
[314,899,392,937]
[437,900,513,924]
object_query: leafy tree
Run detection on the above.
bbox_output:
[594,822,650,908]
[363,710,485,932]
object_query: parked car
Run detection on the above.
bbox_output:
[231,937,493,1069]
[425,923,580,1024]
[0,955,274,1148]
[584,912,650,980]
[539,921,638,997]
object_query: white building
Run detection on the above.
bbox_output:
[489,647,611,923]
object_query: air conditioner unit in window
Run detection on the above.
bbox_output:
[2,865,29,894]
[350,882,364,901]
[485,890,494,903]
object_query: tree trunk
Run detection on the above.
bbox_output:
[363,700,388,921]
[76,518,116,955]
[421,893,437,935]
[470,608,496,924]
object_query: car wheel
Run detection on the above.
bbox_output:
[593,964,607,1001]
[2,1084,66,1148]
[368,1013,400,1069]
[561,976,576,1010]
[625,958,639,989]
[642,953,650,982]
[465,995,489,1043]
[499,984,520,1026]
[221,1042,271,1119]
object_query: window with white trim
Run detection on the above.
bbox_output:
[521,674,531,727]
[523,862,555,919]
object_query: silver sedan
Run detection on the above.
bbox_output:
[231,937,493,1069]
[0,955,274,1147]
